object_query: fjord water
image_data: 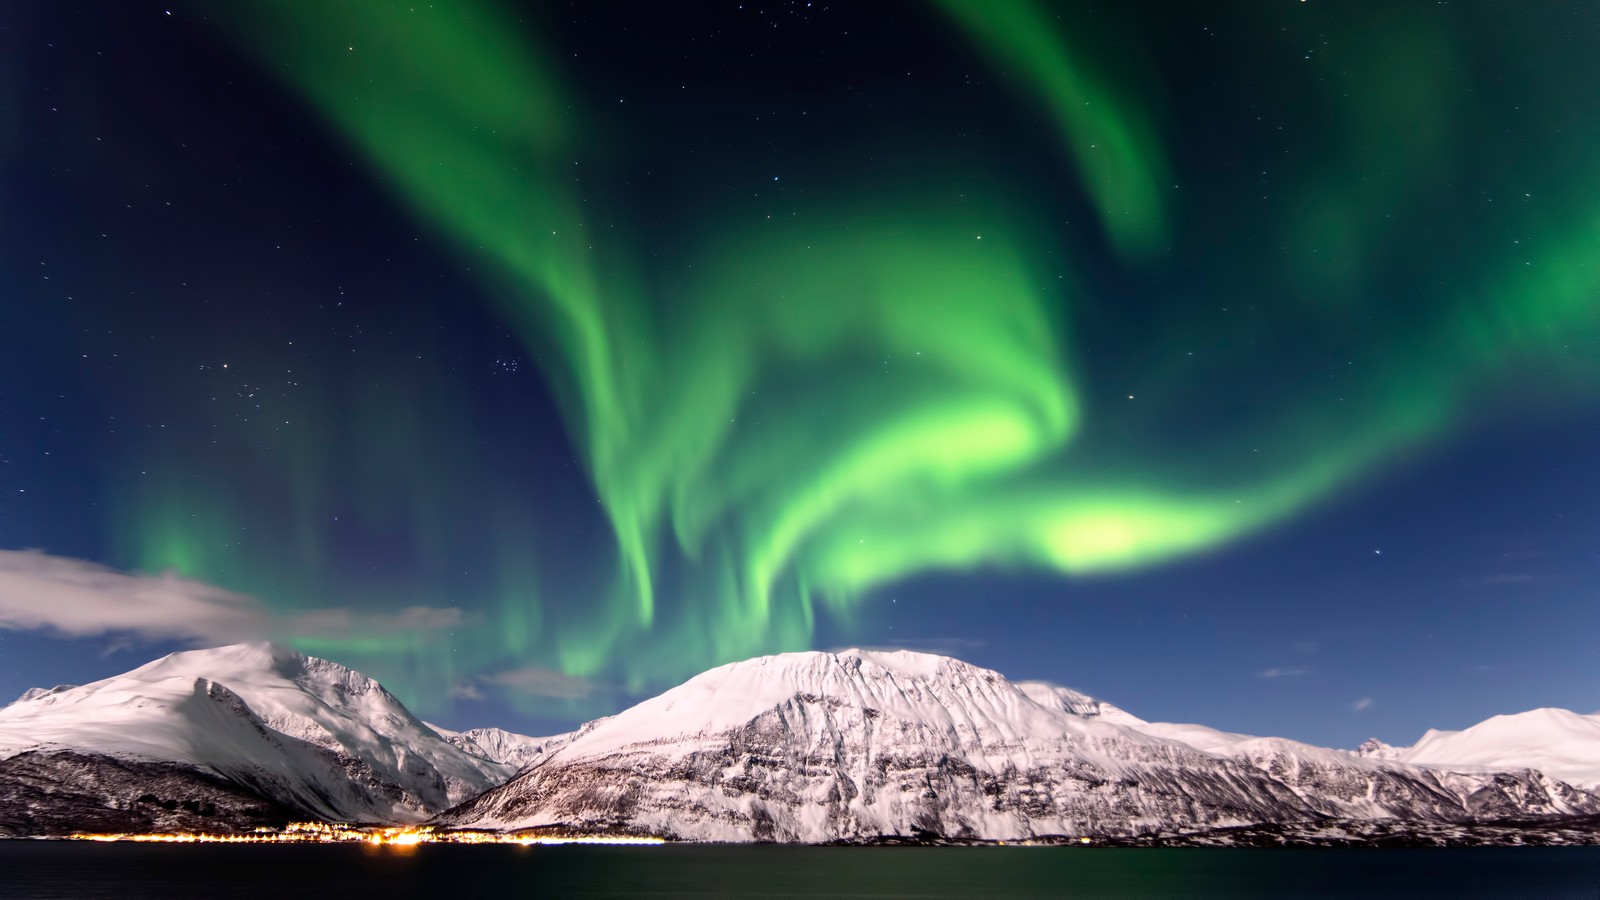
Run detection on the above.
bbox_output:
[3,844,1598,898]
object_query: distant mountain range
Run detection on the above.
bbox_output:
[1,643,1595,842]
[1355,708,1600,790]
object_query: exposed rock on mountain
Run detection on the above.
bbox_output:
[435,649,1600,842]
[1355,737,1404,760]
[1131,720,1595,822]
[0,643,519,828]
[10,685,77,707]
[0,750,296,837]
[5,644,1593,842]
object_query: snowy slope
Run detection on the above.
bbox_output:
[1015,681,1147,726]
[430,725,567,773]
[437,648,1596,842]
[1394,709,1600,790]
[1132,720,1595,821]
[10,685,76,706]
[5,643,1593,838]
[0,643,515,823]
[1355,738,1406,760]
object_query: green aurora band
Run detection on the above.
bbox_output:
[116,0,1599,708]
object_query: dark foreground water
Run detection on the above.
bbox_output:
[1,843,1597,899]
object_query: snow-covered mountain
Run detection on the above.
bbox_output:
[11,685,76,705]
[4,643,1592,841]
[430,725,569,773]
[0,643,522,827]
[1377,709,1600,791]
[436,649,1600,842]
[1355,737,1405,760]
[1129,719,1595,822]
[1014,681,1147,727]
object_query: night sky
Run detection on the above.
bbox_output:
[1,1,1596,747]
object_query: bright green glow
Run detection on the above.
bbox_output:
[121,475,247,584]
[135,1,1600,706]
[637,210,1078,630]
[214,1,659,631]
[932,0,1170,259]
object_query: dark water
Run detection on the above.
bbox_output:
[1,843,1597,899]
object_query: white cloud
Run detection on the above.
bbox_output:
[1258,666,1311,679]
[447,666,600,703]
[475,666,596,700]
[448,680,486,702]
[0,549,459,648]
[1352,697,1374,712]
[0,549,270,644]
[286,605,464,639]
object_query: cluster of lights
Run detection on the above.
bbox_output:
[69,825,1096,847]
[70,822,666,847]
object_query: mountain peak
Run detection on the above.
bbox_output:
[0,641,520,824]
[531,646,1100,767]
[440,647,1600,841]
[7,641,1598,841]
[130,642,387,695]
[1015,680,1147,726]
[11,684,77,706]
[1399,707,1600,789]
[717,647,990,678]
[1355,737,1404,759]
[138,641,303,673]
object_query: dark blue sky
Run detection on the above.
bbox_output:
[1,0,1595,748]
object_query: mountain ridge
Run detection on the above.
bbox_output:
[2,643,1593,842]
[435,648,1600,842]
[0,642,530,827]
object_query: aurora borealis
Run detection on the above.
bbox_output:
[2,1,1596,744]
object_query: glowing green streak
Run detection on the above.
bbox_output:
[199,1,1600,697]
[212,1,1094,687]
[635,210,1078,628]
[933,0,1170,258]
[216,1,661,626]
